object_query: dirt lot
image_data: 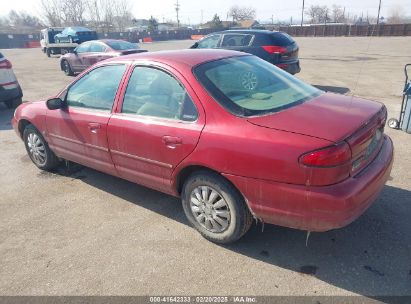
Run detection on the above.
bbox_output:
[0,37,411,297]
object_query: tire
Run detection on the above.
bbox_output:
[388,118,399,129]
[62,60,74,76]
[23,124,60,171]
[182,171,253,244]
[46,48,51,57]
[5,97,22,109]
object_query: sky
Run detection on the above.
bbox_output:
[1,0,410,24]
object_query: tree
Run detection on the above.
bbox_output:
[305,5,330,24]
[210,14,223,29]
[228,5,256,22]
[331,5,345,23]
[387,5,406,24]
[148,16,159,31]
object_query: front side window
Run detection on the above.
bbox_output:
[194,56,322,117]
[66,64,127,111]
[221,34,253,47]
[197,35,221,49]
[122,66,198,121]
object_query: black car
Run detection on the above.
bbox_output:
[191,30,300,75]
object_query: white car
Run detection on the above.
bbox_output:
[0,52,22,108]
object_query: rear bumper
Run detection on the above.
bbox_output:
[0,83,22,102]
[276,60,301,75]
[224,135,394,232]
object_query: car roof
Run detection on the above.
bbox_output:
[212,29,280,35]
[105,49,247,67]
[67,26,92,32]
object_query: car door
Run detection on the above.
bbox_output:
[46,64,128,175]
[107,65,205,193]
[194,34,222,49]
[70,42,91,72]
[220,33,254,53]
[82,42,107,67]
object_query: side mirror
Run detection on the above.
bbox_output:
[46,97,66,110]
[190,42,199,49]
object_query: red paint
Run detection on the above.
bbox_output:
[12,49,394,232]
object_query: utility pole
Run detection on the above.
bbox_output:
[175,0,180,28]
[271,14,274,25]
[301,0,305,27]
[201,10,204,25]
[376,0,382,24]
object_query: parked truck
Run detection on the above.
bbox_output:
[40,28,78,57]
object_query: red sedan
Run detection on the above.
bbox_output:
[12,50,394,243]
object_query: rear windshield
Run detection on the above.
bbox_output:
[271,32,295,45]
[194,55,322,117]
[106,40,139,50]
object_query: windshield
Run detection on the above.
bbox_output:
[194,56,322,117]
[106,41,139,50]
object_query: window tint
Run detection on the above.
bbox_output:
[194,56,321,117]
[221,34,253,47]
[197,35,221,49]
[89,43,105,52]
[76,43,90,53]
[66,65,126,111]
[122,67,198,121]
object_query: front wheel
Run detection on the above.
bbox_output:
[62,60,74,76]
[23,125,60,171]
[182,171,253,244]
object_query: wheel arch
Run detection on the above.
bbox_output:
[18,119,32,138]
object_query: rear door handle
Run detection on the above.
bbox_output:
[162,136,182,148]
[88,122,101,133]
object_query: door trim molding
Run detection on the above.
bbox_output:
[110,149,173,169]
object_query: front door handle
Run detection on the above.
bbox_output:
[162,136,182,148]
[88,122,101,133]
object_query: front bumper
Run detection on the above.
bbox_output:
[224,135,394,232]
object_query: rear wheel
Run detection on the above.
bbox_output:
[23,125,60,171]
[46,48,51,57]
[182,171,253,244]
[62,60,74,76]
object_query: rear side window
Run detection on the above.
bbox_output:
[221,34,253,47]
[122,66,198,121]
[89,43,105,52]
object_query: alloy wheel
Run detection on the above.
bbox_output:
[27,133,47,166]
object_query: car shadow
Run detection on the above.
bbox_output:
[313,85,351,95]
[49,164,411,296]
[0,103,14,131]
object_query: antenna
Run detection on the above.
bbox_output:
[175,0,180,28]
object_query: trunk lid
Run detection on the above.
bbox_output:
[247,93,384,142]
[247,92,387,177]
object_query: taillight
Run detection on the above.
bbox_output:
[262,45,287,54]
[299,142,352,167]
[0,59,12,69]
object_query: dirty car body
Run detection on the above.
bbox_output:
[12,50,394,243]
